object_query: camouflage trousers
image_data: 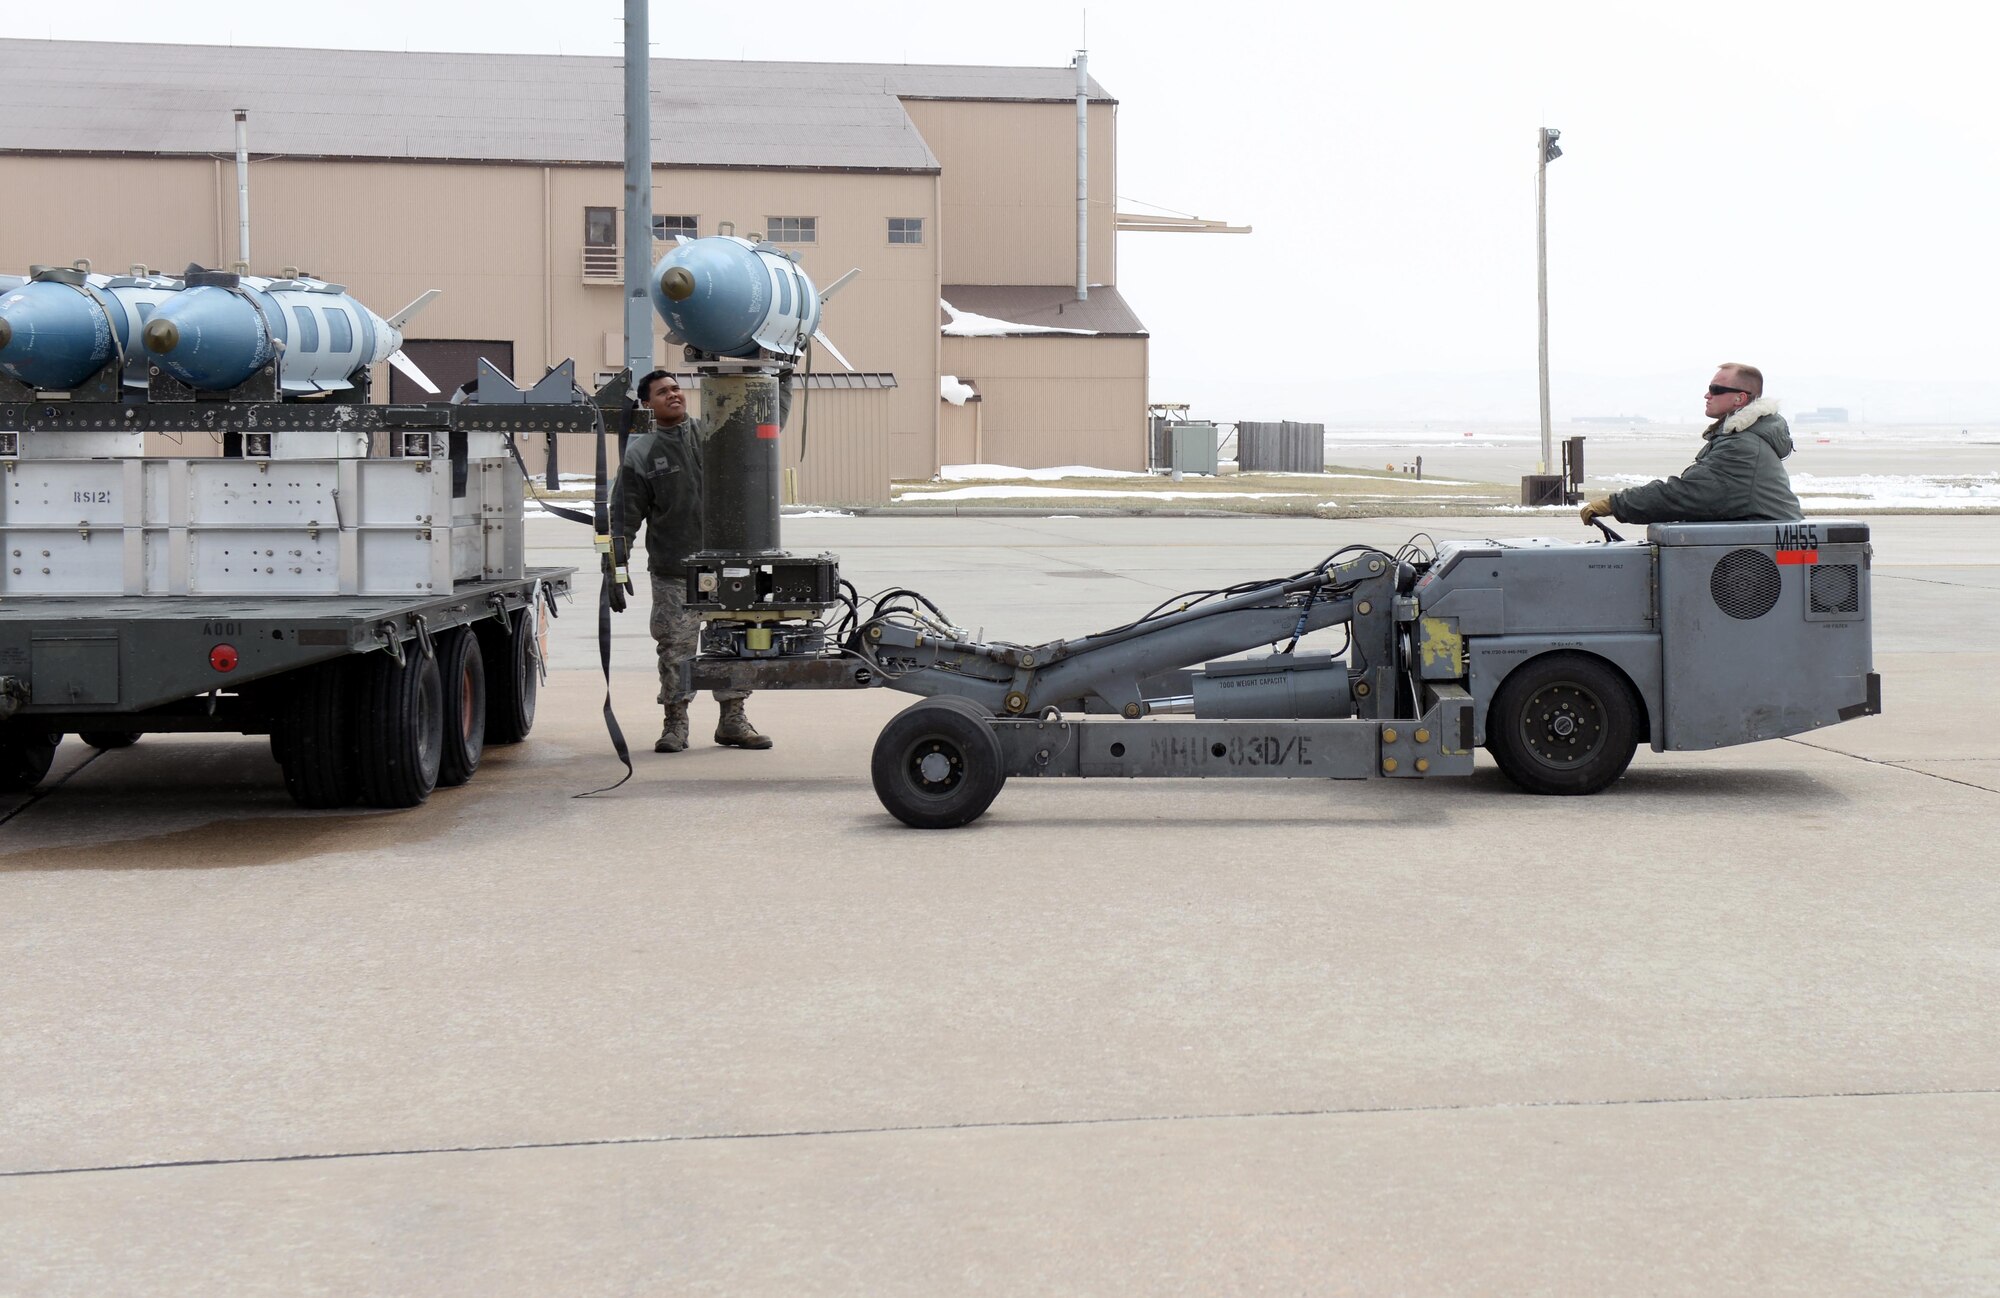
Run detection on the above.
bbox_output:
[651,572,749,707]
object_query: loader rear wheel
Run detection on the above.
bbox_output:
[435,627,487,788]
[1487,652,1640,796]
[353,645,444,808]
[80,731,142,750]
[1,726,61,793]
[274,659,360,809]
[479,607,539,745]
[872,696,1006,829]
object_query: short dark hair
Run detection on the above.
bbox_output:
[1718,362,1764,397]
[637,369,675,401]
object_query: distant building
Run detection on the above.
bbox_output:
[0,39,1151,503]
[1797,408,1850,424]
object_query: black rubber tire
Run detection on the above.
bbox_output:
[352,645,445,808]
[436,626,487,788]
[1486,652,1641,796]
[1,726,61,794]
[871,695,1007,829]
[274,658,361,809]
[79,731,142,750]
[479,608,539,745]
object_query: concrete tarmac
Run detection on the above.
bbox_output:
[3,514,1996,1295]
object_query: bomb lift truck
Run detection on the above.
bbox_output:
[683,516,1882,828]
[0,350,636,806]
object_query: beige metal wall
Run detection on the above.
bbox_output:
[900,100,1117,288]
[2,93,1147,490]
[939,335,1147,471]
[0,154,935,501]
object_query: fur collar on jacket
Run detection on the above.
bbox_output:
[1718,395,1781,436]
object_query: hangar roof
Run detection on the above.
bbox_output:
[0,39,1113,172]
[942,285,1150,338]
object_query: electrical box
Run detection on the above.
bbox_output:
[1170,422,1219,477]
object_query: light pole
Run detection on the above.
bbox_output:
[1535,126,1562,475]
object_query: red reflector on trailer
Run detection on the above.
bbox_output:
[1776,549,1818,565]
[210,644,239,671]
[756,423,780,440]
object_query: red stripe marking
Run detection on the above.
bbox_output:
[756,423,780,440]
[1775,549,1818,564]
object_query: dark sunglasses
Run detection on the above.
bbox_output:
[1707,384,1750,397]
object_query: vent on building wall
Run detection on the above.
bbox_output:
[1710,548,1783,620]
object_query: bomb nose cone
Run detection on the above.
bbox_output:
[660,266,696,303]
[143,317,180,354]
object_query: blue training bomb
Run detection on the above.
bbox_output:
[0,267,183,390]
[650,235,828,361]
[142,269,439,395]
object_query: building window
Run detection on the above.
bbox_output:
[584,207,617,247]
[888,217,924,245]
[653,214,698,240]
[765,216,817,244]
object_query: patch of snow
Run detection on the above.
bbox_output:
[939,463,1149,481]
[897,485,1314,502]
[940,374,976,406]
[1603,470,2000,508]
[784,508,854,519]
[940,298,1098,338]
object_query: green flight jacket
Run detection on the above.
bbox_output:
[615,416,707,578]
[1610,407,1802,524]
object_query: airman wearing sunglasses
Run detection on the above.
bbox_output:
[1580,363,1801,525]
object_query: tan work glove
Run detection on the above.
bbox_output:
[1579,497,1615,525]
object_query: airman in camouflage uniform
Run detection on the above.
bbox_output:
[616,370,776,753]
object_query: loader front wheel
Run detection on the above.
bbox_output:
[872,696,1006,829]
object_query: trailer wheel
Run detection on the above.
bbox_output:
[1487,652,1640,796]
[480,607,539,745]
[354,644,445,808]
[274,659,360,809]
[871,696,1007,829]
[1,727,61,793]
[79,731,142,750]
[436,627,487,788]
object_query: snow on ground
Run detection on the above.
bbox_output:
[1603,471,2000,509]
[784,508,854,519]
[938,463,1150,481]
[896,485,1316,503]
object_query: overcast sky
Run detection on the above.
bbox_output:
[32,1,1999,420]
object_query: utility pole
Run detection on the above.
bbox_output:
[1535,126,1562,475]
[233,109,251,269]
[623,0,655,399]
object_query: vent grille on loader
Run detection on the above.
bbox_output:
[1809,563,1860,615]
[1710,548,1782,620]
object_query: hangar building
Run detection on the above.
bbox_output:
[0,39,1153,504]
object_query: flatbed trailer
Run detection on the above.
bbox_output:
[0,356,625,807]
[0,571,568,805]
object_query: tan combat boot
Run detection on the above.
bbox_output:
[655,701,690,753]
[713,698,773,749]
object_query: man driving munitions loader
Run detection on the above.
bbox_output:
[1580,363,1802,525]
[617,370,784,754]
